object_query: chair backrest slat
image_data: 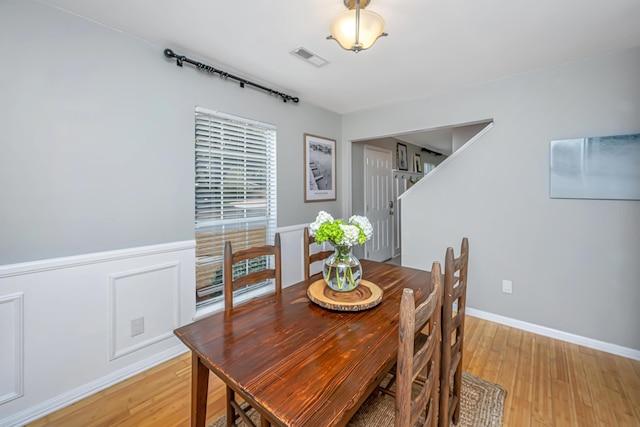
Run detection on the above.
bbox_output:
[303,227,334,280]
[224,233,282,311]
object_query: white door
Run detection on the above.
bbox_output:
[391,174,408,258]
[364,147,392,262]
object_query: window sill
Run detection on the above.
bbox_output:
[193,283,276,321]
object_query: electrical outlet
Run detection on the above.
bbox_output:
[502,280,513,294]
[131,317,144,337]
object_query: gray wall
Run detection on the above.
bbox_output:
[0,0,341,265]
[343,47,640,350]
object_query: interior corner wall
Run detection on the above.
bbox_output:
[342,47,640,351]
[0,0,341,266]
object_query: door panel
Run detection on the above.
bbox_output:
[392,175,408,258]
[364,147,392,262]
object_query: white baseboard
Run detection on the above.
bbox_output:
[467,307,640,361]
[0,345,188,427]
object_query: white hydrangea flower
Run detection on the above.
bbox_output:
[349,215,373,240]
[309,210,334,236]
[339,224,360,246]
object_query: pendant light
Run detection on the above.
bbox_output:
[327,0,388,53]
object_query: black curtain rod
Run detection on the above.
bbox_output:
[421,147,443,156]
[164,49,299,104]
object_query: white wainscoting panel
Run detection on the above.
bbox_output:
[0,228,331,426]
[0,293,23,406]
[277,224,306,287]
[0,241,195,427]
[109,262,181,360]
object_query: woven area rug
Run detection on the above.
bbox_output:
[451,372,506,427]
[208,372,506,427]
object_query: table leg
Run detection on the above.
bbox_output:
[191,352,210,427]
[226,386,235,427]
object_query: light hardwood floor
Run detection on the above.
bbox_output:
[28,316,640,427]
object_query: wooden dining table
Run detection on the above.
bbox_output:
[174,259,433,427]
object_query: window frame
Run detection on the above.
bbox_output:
[194,106,277,311]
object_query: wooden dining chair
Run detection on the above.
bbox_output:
[223,233,282,427]
[439,237,469,427]
[224,233,282,311]
[348,261,442,427]
[303,226,334,280]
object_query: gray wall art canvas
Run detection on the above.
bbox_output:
[550,133,640,200]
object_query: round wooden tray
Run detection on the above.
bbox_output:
[307,279,383,311]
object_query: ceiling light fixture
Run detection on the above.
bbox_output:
[327,0,388,53]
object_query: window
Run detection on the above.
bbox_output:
[423,162,436,174]
[194,107,277,308]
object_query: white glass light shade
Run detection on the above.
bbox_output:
[329,9,386,51]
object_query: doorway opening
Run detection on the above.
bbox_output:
[351,120,493,262]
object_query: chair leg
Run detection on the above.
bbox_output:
[439,383,449,427]
[439,349,451,426]
[452,366,462,424]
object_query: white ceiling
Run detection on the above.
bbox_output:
[41,0,639,152]
[41,0,640,116]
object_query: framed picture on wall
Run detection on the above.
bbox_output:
[413,154,422,173]
[549,132,640,200]
[397,142,408,171]
[304,133,337,202]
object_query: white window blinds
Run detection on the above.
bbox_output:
[194,107,277,307]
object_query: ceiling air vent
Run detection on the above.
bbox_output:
[290,47,329,68]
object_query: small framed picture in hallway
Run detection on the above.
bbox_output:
[413,153,422,173]
[397,142,408,171]
[304,133,336,202]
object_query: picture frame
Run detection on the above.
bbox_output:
[549,132,640,200]
[304,133,337,202]
[396,142,408,171]
[413,154,422,173]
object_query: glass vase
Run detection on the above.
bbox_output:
[323,244,362,292]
